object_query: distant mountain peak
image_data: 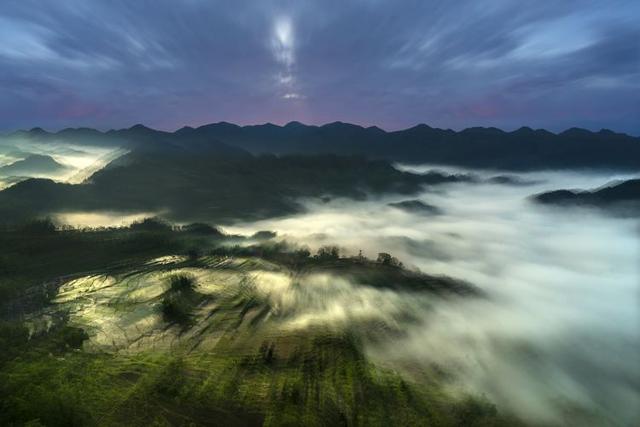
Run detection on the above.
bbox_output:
[560,127,592,137]
[411,123,433,130]
[366,125,386,133]
[259,122,280,128]
[0,154,68,177]
[129,123,152,131]
[56,127,102,136]
[321,121,365,131]
[215,121,239,127]
[197,121,241,131]
[462,126,505,134]
[176,126,195,134]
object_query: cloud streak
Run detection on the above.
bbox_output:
[0,0,638,133]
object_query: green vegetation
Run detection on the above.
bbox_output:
[161,274,202,324]
[168,273,196,292]
[0,218,514,426]
[0,329,521,427]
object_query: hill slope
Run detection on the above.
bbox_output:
[534,178,640,214]
[0,148,469,223]
[0,154,69,177]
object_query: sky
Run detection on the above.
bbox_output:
[0,0,638,134]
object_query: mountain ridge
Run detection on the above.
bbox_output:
[4,121,640,170]
[7,122,636,138]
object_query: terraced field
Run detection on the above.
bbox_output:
[0,226,517,426]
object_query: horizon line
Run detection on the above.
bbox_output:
[3,120,639,139]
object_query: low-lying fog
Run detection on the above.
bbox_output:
[226,166,640,426]
[0,137,126,188]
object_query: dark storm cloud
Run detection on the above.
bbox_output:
[0,0,638,133]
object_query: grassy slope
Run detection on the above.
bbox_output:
[1,330,519,427]
[0,224,522,427]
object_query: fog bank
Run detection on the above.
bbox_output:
[227,167,640,425]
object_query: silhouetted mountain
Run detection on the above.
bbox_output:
[534,178,640,214]
[9,127,118,146]
[388,200,442,215]
[0,154,69,177]
[5,122,640,170]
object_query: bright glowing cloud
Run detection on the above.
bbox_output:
[272,16,294,67]
[271,15,305,101]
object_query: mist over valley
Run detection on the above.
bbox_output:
[1,1,639,425]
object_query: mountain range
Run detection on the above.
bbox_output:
[6,122,640,170]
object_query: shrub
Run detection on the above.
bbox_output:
[168,273,195,291]
[160,294,192,323]
[59,326,89,349]
[161,274,198,324]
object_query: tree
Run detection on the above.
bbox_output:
[377,252,392,264]
[316,245,340,260]
[377,252,401,267]
[295,247,311,259]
